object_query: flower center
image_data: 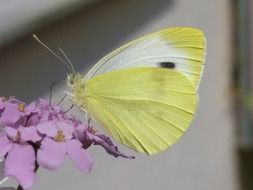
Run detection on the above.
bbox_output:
[55,130,65,142]
[88,126,97,134]
[18,103,25,112]
[9,131,20,142]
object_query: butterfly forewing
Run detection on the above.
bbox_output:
[84,27,206,89]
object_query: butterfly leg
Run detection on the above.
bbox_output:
[49,81,59,105]
[88,116,91,127]
[84,111,90,126]
[57,94,67,105]
[86,114,96,133]
[64,104,74,113]
[49,80,69,106]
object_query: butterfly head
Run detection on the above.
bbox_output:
[67,73,84,87]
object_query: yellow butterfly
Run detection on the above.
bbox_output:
[36,27,206,155]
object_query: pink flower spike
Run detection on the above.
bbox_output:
[0,97,134,189]
[37,138,67,170]
[5,144,36,190]
[67,140,93,173]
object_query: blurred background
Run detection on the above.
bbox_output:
[0,0,252,189]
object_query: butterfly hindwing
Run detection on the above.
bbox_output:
[79,67,197,154]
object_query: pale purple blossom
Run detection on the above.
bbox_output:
[0,97,133,190]
[37,121,93,172]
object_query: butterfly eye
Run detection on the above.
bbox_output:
[160,62,175,69]
[68,74,75,85]
[70,76,75,85]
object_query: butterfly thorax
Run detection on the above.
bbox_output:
[67,73,88,109]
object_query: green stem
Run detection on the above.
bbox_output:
[17,185,23,190]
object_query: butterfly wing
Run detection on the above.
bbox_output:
[84,27,206,89]
[80,67,196,154]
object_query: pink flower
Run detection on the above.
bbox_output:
[37,121,93,173]
[74,124,135,159]
[0,130,37,189]
[0,97,133,190]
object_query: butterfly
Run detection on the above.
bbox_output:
[35,27,206,155]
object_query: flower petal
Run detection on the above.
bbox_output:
[0,133,13,158]
[37,99,49,107]
[24,102,38,115]
[56,121,74,140]
[5,127,18,140]
[37,138,67,170]
[19,126,42,142]
[5,144,36,190]
[0,106,22,126]
[87,133,134,159]
[0,98,5,110]
[67,139,93,173]
[52,105,62,114]
[7,98,23,105]
[37,121,57,138]
[39,111,50,122]
[26,114,40,126]
[73,124,87,141]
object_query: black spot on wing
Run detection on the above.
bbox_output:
[160,62,176,69]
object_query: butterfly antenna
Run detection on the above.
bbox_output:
[58,47,76,74]
[32,34,72,71]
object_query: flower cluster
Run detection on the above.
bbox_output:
[0,97,133,190]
